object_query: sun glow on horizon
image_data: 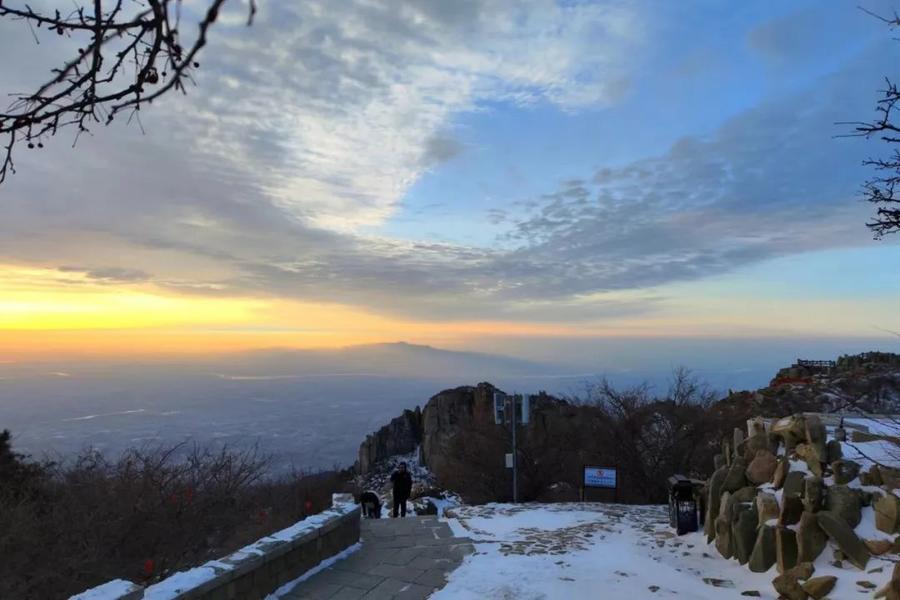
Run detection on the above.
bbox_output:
[2,261,899,361]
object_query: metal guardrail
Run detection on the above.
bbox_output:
[795,359,836,368]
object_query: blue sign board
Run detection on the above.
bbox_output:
[584,466,617,489]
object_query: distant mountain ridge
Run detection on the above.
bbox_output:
[213,342,566,379]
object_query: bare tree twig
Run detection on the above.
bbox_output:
[848,9,900,237]
[0,0,256,184]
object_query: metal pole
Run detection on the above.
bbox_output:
[512,395,518,503]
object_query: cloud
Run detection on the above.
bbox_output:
[421,134,465,166]
[58,266,150,284]
[168,0,647,231]
[0,2,896,325]
[746,1,894,66]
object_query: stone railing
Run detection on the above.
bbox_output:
[71,495,360,600]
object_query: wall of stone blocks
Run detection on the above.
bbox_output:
[71,497,360,600]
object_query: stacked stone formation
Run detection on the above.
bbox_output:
[702,414,900,599]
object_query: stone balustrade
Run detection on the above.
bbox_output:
[71,495,360,600]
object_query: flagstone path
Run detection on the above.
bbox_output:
[283,515,474,600]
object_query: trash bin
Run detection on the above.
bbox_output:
[667,475,699,535]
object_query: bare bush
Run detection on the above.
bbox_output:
[0,439,349,599]
[566,368,721,503]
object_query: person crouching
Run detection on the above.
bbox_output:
[360,490,382,518]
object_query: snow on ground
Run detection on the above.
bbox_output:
[435,502,896,599]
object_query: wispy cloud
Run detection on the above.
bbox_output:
[0,1,896,328]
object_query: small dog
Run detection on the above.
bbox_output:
[359,491,382,518]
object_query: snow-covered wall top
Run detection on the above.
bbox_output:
[70,495,360,600]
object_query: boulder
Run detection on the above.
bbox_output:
[713,453,726,470]
[733,502,759,565]
[826,439,843,463]
[772,562,814,600]
[746,450,778,485]
[779,494,804,526]
[802,575,837,600]
[875,562,900,600]
[797,511,828,563]
[742,433,771,462]
[757,492,779,524]
[723,457,749,493]
[817,510,870,570]
[795,443,823,477]
[705,466,728,541]
[865,538,893,555]
[728,486,759,510]
[861,465,883,486]
[783,471,806,497]
[776,527,799,573]
[773,457,790,489]
[715,491,734,559]
[832,459,861,485]
[734,427,746,458]
[874,494,900,534]
[805,415,828,466]
[826,485,862,528]
[748,417,767,438]
[772,414,806,453]
[748,525,777,573]
[882,466,900,490]
[803,477,824,513]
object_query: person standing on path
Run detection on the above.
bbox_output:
[390,462,413,518]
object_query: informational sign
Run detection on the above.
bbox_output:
[584,466,617,489]
[505,453,514,469]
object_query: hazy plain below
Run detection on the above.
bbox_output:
[2,338,896,472]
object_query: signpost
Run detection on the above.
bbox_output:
[494,391,532,503]
[582,465,618,502]
[584,466,617,488]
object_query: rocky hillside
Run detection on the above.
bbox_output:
[355,352,900,504]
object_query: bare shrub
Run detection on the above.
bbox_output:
[0,439,349,599]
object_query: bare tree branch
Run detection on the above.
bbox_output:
[0,0,255,184]
[847,9,900,237]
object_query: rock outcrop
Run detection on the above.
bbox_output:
[699,410,900,599]
[357,407,422,474]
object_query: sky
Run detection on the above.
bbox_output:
[1,0,900,364]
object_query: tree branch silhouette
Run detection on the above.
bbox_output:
[842,9,900,237]
[0,0,255,183]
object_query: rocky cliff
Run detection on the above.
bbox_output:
[358,382,616,503]
[356,407,422,474]
[356,352,900,503]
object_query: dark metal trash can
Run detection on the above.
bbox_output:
[667,475,699,535]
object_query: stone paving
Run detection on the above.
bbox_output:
[282,515,474,600]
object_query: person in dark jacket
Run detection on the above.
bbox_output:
[359,490,382,519]
[390,462,413,517]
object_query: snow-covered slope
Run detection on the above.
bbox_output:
[434,503,896,599]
